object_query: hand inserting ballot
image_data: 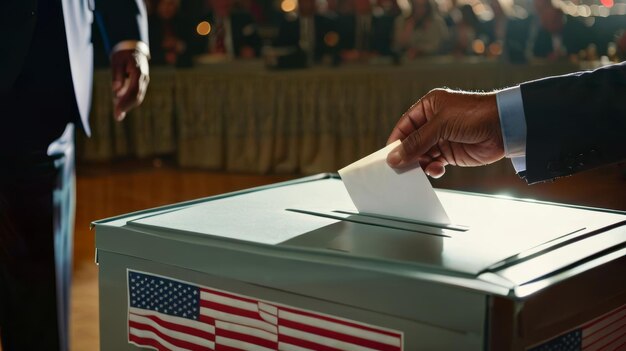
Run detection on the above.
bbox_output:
[386,88,505,178]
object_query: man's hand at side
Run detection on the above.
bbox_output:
[386,89,505,178]
[111,48,150,121]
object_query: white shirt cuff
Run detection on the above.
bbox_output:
[511,156,527,174]
[496,86,527,173]
[111,40,151,59]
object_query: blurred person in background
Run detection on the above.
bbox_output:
[377,0,401,17]
[149,0,195,66]
[617,31,626,61]
[531,0,594,60]
[274,0,340,64]
[393,0,450,59]
[0,0,149,350]
[506,0,594,62]
[481,0,518,58]
[194,0,262,59]
[336,0,395,62]
[450,3,482,56]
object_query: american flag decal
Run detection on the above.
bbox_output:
[528,304,625,351]
[127,270,404,351]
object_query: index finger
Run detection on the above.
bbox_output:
[386,98,429,145]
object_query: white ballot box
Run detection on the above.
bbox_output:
[93,174,626,351]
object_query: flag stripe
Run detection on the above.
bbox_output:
[201,290,259,313]
[582,305,626,330]
[590,331,626,351]
[129,314,215,347]
[280,326,384,351]
[130,307,214,334]
[216,320,278,342]
[216,335,277,351]
[279,318,400,351]
[130,327,196,351]
[584,309,626,340]
[217,328,278,349]
[215,345,245,351]
[201,299,263,321]
[200,306,278,334]
[129,321,214,351]
[279,335,345,351]
[259,303,278,316]
[129,333,169,351]
[604,340,626,351]
[583,314,626,344]
[583,316,626,350]
[260,311,279,325]
[130,310,215,341]
[279,306,402,339]
[280,309,401,346]
[278,342,317,351]
[202,287,259,305]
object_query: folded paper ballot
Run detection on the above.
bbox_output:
[338,140,451,225]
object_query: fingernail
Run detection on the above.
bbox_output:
[387,150,402,166]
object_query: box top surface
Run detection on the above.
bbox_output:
[96,175,626,292]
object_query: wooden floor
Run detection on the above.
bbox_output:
[68,160,625,350]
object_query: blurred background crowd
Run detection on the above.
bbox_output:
[93,0,626,68]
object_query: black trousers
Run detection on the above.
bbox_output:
[0,126,75,351]
[0,0,78,349]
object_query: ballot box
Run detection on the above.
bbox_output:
[93,174,626,351]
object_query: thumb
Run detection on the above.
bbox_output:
[387,119,442,167]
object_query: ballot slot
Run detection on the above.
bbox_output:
[332,210,469,232]
[286,208,464,238]
[282,209,447,267]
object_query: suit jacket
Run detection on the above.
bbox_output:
[520,61,626,183]
[0,0,148,138]
[193,11,262,58]
[274,13,339,61]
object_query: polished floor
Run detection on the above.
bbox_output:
[63,160,626,350]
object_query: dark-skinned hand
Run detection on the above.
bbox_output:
[111,48,150,121]
[386,88,505,178]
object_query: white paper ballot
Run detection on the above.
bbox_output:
[338,140,451,225]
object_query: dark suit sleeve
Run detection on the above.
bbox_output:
[520,61,626,183]
[94,0,149,53]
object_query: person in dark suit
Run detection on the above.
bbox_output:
[505,0,594,62]
[274,0,340,64]
[0,0,149,350]
[532,0,594,59]
[385,61,626,184]
[193,0,262,58]
[149,0,195,66]
[336,0,395,61]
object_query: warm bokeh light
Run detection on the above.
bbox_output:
[281,0,297,12]
[488,42,503,56]
[324,31,340,47]
[472,39,485,55]
[196,21,211,36]
[600,0,614,8]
